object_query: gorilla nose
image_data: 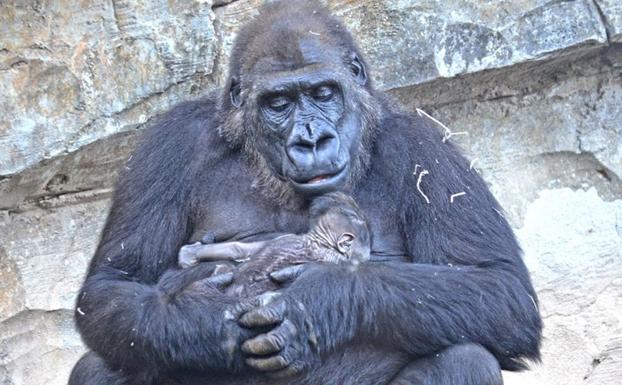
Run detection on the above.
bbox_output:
[286,127,338,168]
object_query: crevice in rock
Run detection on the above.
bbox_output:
[536,151,622,201]
[390,44,614,109]
[1,308,75,322]
[0,130,139,211]
[3,188,113,215]
[592,0,613,43]
[596,168,612,182]
[212,0,240,10]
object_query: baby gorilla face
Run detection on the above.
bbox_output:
[313,205,371,262]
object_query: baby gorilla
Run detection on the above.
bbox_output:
[178,192,370,297]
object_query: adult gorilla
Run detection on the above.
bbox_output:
[70,1,541,384]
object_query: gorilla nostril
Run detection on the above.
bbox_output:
[296,142,315,152]
[316,135,334,151]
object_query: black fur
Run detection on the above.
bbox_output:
[70,1,541,384]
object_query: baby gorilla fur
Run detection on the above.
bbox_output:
[178,192,370,298]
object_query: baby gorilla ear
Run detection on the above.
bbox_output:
[336,232,355,256]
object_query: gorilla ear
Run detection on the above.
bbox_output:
[229,76,243,108]
[348,53,367,86]
[337,232,355,256]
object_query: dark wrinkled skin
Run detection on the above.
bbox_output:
[69,1,541,385]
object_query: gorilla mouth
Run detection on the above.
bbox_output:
[289,165,348,195]
[295,166,344,185]
[307,174,334,184]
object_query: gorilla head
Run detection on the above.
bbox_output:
[220,0,381,202]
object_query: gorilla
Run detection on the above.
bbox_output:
[178,191,371,298]
[69,1,541,384]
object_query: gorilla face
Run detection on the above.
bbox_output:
[232,53,368,197]
[257,69,352,195]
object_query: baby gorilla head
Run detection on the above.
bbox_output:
[307,192,371,262]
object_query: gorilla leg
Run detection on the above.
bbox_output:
[69,351,126,385]
[389,344,502,385]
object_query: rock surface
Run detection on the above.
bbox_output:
[1,1,621,385]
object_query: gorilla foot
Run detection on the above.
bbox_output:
[389,343,503,385]
[69,351,127,385]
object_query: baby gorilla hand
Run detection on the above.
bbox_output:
[238,292,319,378]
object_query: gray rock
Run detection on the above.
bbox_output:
[0,310,84,385]
[508,188,622,385]
[394,46,622,226]
[0,201,109,320]
[0,200,108,385]
[0,130,138,211]
[0,0,217,176]
[331,0,607,89]
[596,0,622,42]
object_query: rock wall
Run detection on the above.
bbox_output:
[1,1,621,384]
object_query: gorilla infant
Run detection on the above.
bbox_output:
[178,192,371,298]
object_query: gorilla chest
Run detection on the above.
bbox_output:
[190,189,309,244]
[190,190,407,262]
[362,202,409,262]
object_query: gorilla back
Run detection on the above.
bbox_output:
[70,1,541,385]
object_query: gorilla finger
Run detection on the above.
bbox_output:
[160,262,223,293]
[225,300,256,321]
[269,264,308,284]
[245,354,290,372]
[267,362,305,379]
[239,300,286,327]
[241,319,297,355]
[241,334,282,355]
[256,291,282,307]
[201,232,215,244]
[204,272,234,289]
[213,263,235,275]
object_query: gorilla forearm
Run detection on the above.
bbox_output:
[75,268,247,374]
[288,261,541,370]
[73,99,254,375]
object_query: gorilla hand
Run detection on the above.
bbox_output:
[269,264,310,286]
[157,264,264,372]
[157,262,234,296]
[238,290,319,378]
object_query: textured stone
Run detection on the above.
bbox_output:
[596,0,622,42]
[0,130,138,211]
[0,310,84,385]
[395,46,622,226]
[505,188,622,385]
[330,0,608,89]
[0,200,108,385]
[0,201,109,319]
[0,0,217,176]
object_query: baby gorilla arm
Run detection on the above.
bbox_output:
[178,240,272,267]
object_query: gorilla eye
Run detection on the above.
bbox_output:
[312,85,334,102]
[267,96,291,112]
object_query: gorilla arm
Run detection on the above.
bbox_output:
[74,100,250,374]
[238,113,542,376]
